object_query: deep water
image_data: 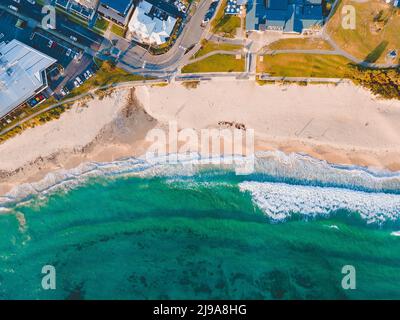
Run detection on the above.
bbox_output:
[0,170,400,299]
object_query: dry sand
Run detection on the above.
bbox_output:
[1,80,400,195]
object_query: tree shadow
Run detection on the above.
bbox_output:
[364,41,389,63]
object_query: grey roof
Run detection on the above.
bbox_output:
[0,40,56,119]
[246,0,323,33]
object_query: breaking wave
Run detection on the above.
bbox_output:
[1,151,400,224]
[239,181,400,224]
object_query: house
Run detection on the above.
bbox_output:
[97,0,135,26]
[246,0,324,33]
[128,0,180,45]
[55,0,99,20]
[0,40,56,119]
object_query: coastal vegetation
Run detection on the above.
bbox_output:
[66,61,150,99]
[351,67,400,100]
[182,54,245,73]
[0,61,152,143]
[326,0,400,64]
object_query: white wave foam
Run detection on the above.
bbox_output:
[253,151,400,191]
[2,151,400,220]
[239,181,400,224]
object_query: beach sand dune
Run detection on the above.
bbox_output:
[1,81,400,195]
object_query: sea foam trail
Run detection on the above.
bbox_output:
[239,181,400,224]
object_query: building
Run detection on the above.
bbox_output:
[128,0,179,45]
[55,0,99,20]
[386,0,400,7]
[0,40,56,119]
[98,0,135,26]
[246,0,323,33]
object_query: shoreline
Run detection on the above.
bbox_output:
[1,81,400,196]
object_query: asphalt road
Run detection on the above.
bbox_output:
[118,0,216,73]
[2,0,105,50]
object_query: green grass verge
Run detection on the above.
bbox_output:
[182,54,245,73]
[268,38,333,51]
[257,53,353,78]
[111,24,126,37]
[94,17,110,31]
[192,40,242,59]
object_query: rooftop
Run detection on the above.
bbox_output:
[0,40,56,119]
[246,0,323,33]
[100,0,134,15]
[128,0,178,45]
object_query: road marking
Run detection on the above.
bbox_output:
[60,24,101,45]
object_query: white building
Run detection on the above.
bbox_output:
[0,40,56,119]
[128,0,177,45]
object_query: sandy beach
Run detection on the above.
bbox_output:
[1,81,400,195]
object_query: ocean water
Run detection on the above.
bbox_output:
[0,152,400,299]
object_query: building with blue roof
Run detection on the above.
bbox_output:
[246,0,324,33]
[98,0,135,26]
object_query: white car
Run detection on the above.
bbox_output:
[27,0,36,4]
[8,5,18,11]
[66,48,72,57]
[74,80,80,88]
[76,77,83,85]
[70,36,78,42]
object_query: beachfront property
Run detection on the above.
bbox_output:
[55,0,99,20]
[97,0,135,26]
[246,0,323,33]
[225,0,247,15]
[385,0,400,7]
[0,40,56,120]
[127,0,179,45]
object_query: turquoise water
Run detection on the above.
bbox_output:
[1,165,400,300]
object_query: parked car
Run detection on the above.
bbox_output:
[76,77,83,85]
[69,35,78,42]
[47,40,57,48]
[66,48,72,57]
[8,5,18,12]
[74,80,80,88]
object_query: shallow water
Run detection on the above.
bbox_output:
[1,153,400,299]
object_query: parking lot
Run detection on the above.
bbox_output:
[0,9,94,98]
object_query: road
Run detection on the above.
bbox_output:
[117,0,216,73]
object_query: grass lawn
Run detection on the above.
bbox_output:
[211,0,241,38]
[257,53,353,78]
[326,0,400,64]
[111,24,126,37]
[192,40,242,59]
[94,17,110,32]
[182,54,245,73]
[268,38,333,51]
